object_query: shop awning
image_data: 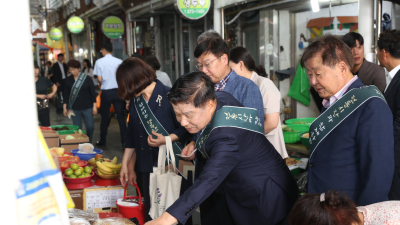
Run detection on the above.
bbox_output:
[307,17,334,28]
[32,41,53,51]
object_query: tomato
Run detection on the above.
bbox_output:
[70,163,79,170]
[65,168,73,176]
[77,161,86,167]
[69,175,77,178]
[74,169,83,176]
[84,166,92,174]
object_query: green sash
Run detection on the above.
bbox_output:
[134,95,190,179]
[68,73,87,110]
[196,106,264,159]
[309,86,387,157]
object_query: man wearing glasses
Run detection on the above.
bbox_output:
[181,37,265,225]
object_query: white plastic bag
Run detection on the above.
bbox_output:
[149,136,182,219]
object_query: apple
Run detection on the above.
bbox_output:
[73,156,80,162]
[54,147,65,156]
[61,161,70,168]
[88,158,96,166]
[95,154,104,161]
[63,154,70,156]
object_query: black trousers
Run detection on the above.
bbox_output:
[389,168,400,200]
[199,192,235,225]
[99,89,127,145]
[56,79,65,110]
[38,109,50,126]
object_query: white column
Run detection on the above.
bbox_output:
[213,7,221,35]
[0,0,40,221]
[359,0,375,55]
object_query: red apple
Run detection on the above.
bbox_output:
[73,156,80,162]
[61,161,70,168]
[95,154,104,161]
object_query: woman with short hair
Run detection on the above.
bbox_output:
[63,59,97,142]
[82,59,97,87]
[229,47,287,159]
[35,64,57,126]
[117,57,189,223]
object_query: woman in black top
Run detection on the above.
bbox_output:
[35,64,57,126]
[63,59,97,142]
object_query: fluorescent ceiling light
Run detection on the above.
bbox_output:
[311,0,320,12]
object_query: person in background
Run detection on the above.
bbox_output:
[303,35,394,206]
[377,29,400,200]
[46,61,53,79]
[35,64,57,126]
[181,37,265,225]
[63,59,97,143]
[144,56,172,87]
[229,46,287,159]
[83,59,97,87]
[289,190,400,225]
[93,42,127,148]
[117,58,189,223]
[342,32,386,92]
[52,53,68,111]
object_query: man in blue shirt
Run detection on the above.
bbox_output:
[93,42,127,148]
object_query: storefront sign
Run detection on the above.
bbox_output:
[102,16,124,39]
[49,28,63,41]
[176,0,211,20]
[67,16,84,34]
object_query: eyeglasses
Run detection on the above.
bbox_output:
[196,55,222,70]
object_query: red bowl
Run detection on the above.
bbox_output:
[63,171,94,184]
[95,178,120,187]
[60,160,88,173]
[58,153,74,162]
[98,212,124,219]
[65,180,93,190]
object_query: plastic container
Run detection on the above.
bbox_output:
[116,184,145,224]
[71,149,103,161]
[65,180,94,190]
[98,212,124,219]
[63,171,94,183]
[50,125,79,135]
[285,118,316,126]
[282,124,310,144]
[298,132,310,149]
[95,177,120,186]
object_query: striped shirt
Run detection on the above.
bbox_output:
[214,70,233,91]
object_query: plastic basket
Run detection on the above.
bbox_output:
[50,125,79,135]
[282,124,307,144]
[116,184,145,224]
[285,118,316,126]
[298,132,310,149]
[71,149,103,161]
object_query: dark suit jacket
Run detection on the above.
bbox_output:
[309,78,394,206]
[167,92,298,225]
[125,80,188,173]
[384,69,400,200]
[357,59,386,92]
[51,61,68,83]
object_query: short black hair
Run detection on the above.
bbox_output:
[46,61,52,66]
[131,52,143,60]
[101,42,113,53]
[57,53,64,58]
[67,59,81,69]
[230,47,268,77]
[194,37,229,60]
[377,29,400,59]
[168,71,216,108]
[144,56,161,70]
[341,32,364,48]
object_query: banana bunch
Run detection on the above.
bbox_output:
[96,156,121,175]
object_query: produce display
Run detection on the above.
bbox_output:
[52,126,70,131]
[292,121,307,124]
[60,155,88,168]
[282,125,298,132]
[65,164,93,178]
[65,134,86,140]
[96,158,121,176]
[50,147,65,156]
[286,158,302,166]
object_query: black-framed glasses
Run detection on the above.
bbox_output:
[196,55,222,70]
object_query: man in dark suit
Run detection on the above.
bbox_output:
[377,29,400,200]
[303,35,394,206]
[52,53,68,111]
[342,32,386,92]
[144,72,298,225]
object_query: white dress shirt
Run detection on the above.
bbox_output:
[385,64,400,92]
[156,70,172,87]
[93,54,122,90]
[58,61,66,79]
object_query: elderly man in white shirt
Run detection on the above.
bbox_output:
[93,42,127,148]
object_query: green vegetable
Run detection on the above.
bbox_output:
[77,129,83,134]
[65,135,76,140]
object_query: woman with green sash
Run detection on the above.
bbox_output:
[63,59,97,142]
[116,57,189,223]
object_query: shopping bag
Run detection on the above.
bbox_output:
[149,136,182,219]
[96,90,116,113]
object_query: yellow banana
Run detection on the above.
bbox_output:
[97,167,114,175]
[103,161,122,169]
[97,169,105,175]
[96,161,112,173]
[112,156,117,164]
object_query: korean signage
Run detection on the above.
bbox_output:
[67,16,84,34]
[49,27,63,41]
[102,16,124,39]
[175,0,211,20]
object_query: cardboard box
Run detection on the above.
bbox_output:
[59,134,89,152]
[68,189,84,210]
[42,130,60,148]
[83,185,124,213]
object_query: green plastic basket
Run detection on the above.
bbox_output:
[285,118,317,126]
[282,124,308,144]
[298,132,310,149]
[50,125,79,135]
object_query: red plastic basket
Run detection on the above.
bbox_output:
[63,171,94,184]
[116,184,145,225]
[60,160,88,173]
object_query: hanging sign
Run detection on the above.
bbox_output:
[175,0,211,20]
[67,16,84,34]
[102,16,124,39]
[49,28,63,41]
